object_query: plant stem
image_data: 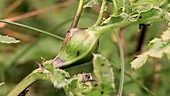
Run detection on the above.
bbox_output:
[110,62,156,96]
[0,19,64,40]
[115,29,125,96]
[96,17,165,35]
[7,69,51,96]
[70,0,84,28]
[93,0,107,27]
[113,0,118,15]
[122,0,125,12]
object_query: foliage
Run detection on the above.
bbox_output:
[0,0,169,96]
[131,28,170,70]
[0,35,20,44]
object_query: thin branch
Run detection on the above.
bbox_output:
[113,0,119,15]
[0,20,64,40]
[70,0,85,29]
[96,17,165,35]
[122,0,125,12]
[116,28,125,96]
[93,0,107,27]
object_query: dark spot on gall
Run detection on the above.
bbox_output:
[139,16,142,18]
[101,91,104,94]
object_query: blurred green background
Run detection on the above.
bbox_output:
[0,0,169,96]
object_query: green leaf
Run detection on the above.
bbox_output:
[160,0,170,10]
[66,73,93,96]
[139,8,162,19]
[92,54,115,95]
[0,35,20,44]
[131,52,149,70]
[102,13,128,25]
[131,0,163,6]
[124,0,132,14]
[83,0,99,8]
[53,69,71,88]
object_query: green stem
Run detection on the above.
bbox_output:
[113,0,118,15]
[96,17,165,35]
[93,0,107,27]
[70,0,84,28]
[0,19,64,40]
[122,0,125,12]
[110,62,156,96]
[7,69,51,96]
[116,30,125,96]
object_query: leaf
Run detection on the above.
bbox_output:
[91,54,115,95]
[132,0,163,5]
[83,0,99,8]
[163,43,170,59]
[53,69,71,88]
[0,35,20,44]
[160,0,170,10]
[161,28,170,42]
[102,13,128,25]
[131,52,149,70]
[53,69,93,95]
[0,82,4,87]
[139,8,162,19]
[131,28,170,70]
[148,38,164,58]
[124,0,132,14]
[66,73,93,96]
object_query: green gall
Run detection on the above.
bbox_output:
[53,28,100,68]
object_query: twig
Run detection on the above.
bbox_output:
[113,0,119,15]
[122,0,126,12]
[96,17,165,35]
[93,0,107,27]
[0,20,64,40]
[118,28,125,49]
[116,29,125,96]
[70,0,85,29]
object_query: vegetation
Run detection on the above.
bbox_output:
[0,0,169,96]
